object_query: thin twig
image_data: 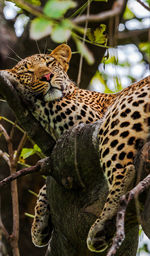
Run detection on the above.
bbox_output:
[107,142,150,256]
[14,132,27,164]
[0,125,10,144]
[136,0,150,11]
[13,0,43,17]
[10,172,20,256]
[0,150,10,166]
[0,218,9,241]
[73,0,124,24]
[0,124,13,162]
[7,125,20,256]
[77,0,90,85]
[107,173,150,256]
[0,159,48,187]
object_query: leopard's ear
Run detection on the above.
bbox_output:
[50,44,72,72]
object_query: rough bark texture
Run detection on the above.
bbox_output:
[1,75,150,256]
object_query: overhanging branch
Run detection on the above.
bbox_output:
[73,0,125,24]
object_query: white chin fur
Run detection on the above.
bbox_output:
[44,89,63,102]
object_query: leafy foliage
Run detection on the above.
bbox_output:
[51,19,72,43]
[11,0,108,63]
[20,144,42,160]
[87,24,107,45]
[43,0,76,18]
[74,38,94,64]
[123,6,135,20]
[139,42,150,62]
[30,17,52,40]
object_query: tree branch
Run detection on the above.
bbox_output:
[0,73,55,155]
[12,0,43,18]
[73,0,125,24]
[118,28,150,45]
[136,0,150,11]
[0,149,10,166]
[107,142,150,256]
[0,157,51,187]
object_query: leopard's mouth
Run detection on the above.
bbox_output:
[43,83,64,102]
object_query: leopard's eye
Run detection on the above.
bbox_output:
[46,61,52,67]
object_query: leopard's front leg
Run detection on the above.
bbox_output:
[87,164,135,252]
[31,185,52,247]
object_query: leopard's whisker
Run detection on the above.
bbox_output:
[44,39,48,54]
[7,45,22,61]
[7,56,19,63]
[35,40,41,54]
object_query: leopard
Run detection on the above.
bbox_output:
[0,44,149,252]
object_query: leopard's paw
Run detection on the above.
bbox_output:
[31,185,52,247]
[87,217,115,252]
[87,219,108,252]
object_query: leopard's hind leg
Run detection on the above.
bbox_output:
[87,164,135,252]
[31,185,52,247]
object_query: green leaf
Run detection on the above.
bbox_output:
[33,144,42,153]
[139,42,150,61]
[87,24,107,46]
[139,42,150,54]
[44,0,76,19]
[94,24,107,44]
[123,6,135,20]
[30,17,53,40]
[51,20,72,43]
[20,148,35,159]
[75,39,94,65]
[87,28,94,42]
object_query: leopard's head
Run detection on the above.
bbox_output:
[0,44,72,102]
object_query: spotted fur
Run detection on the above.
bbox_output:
[87,77,150,251]
[1,44,150,252]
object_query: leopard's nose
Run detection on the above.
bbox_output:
[41,73,54,82]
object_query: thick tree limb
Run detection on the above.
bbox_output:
[0,74,55,155]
